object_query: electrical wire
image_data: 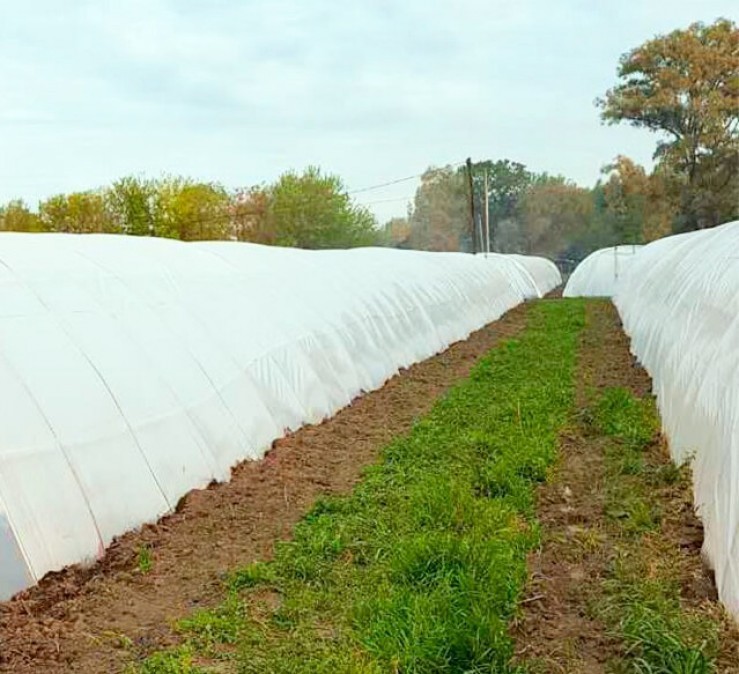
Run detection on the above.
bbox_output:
[355,195,415,205]
[348,161,465,195]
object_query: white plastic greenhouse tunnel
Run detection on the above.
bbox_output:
[614,220,739,619]
[0,233,561,599]
[563,244,643,297]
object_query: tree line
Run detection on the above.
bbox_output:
[1,19,736,260]
[383,155,680,261]
[0,167,379,249]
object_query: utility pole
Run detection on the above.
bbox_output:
[483,166,490,256]
[465,158,476,254]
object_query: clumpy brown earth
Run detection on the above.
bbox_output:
[0,304,530,674]
[511,300,739,672]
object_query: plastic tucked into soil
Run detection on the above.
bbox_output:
[0,234,559,600]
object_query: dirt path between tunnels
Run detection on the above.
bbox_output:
[511,300,739,672]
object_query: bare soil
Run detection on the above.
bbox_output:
[0,305,530,674]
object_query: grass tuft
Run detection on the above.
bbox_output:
[137,546,153,574]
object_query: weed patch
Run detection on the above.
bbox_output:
[136,546,153,574]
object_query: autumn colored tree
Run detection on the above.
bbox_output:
[408,166,469,251]
[103,176,231,240]
[598,19,739,230]
[155,178,230,240]
[601,157,648,243]
[230,186,272,243]
[601,156,678,242]
[517,178,595,256]
[0,200,43,232]
[39,191,113,233]
[382,217,412,247]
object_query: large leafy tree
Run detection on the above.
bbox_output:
[264,167,378,249]
[471,160,533,224]
[468,160,534,253]
[0,200,43,232]
[598,19,739,230]
[230,186,272,243]
[104,176,231,240]
[39,191,113,233]
[601,156,678,243]
[382,216,412,247]
[155,178,230,240]
[517,177,594,256]
[105,176,158,236]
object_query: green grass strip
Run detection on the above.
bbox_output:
[135,299,585,674]
[593,388,719,674]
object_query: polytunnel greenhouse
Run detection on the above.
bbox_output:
[563,244,643,297]
[0,233,560,599]
[614,220,739,617]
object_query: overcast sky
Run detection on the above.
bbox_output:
[0,0,734,222]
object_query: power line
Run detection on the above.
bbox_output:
[348,161,465,195]
[356,195,415,205]
[349,174,424,195]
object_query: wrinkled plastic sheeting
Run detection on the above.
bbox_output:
[563,245,643,297]
[613,221,739,618]
[0,234,561,599]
